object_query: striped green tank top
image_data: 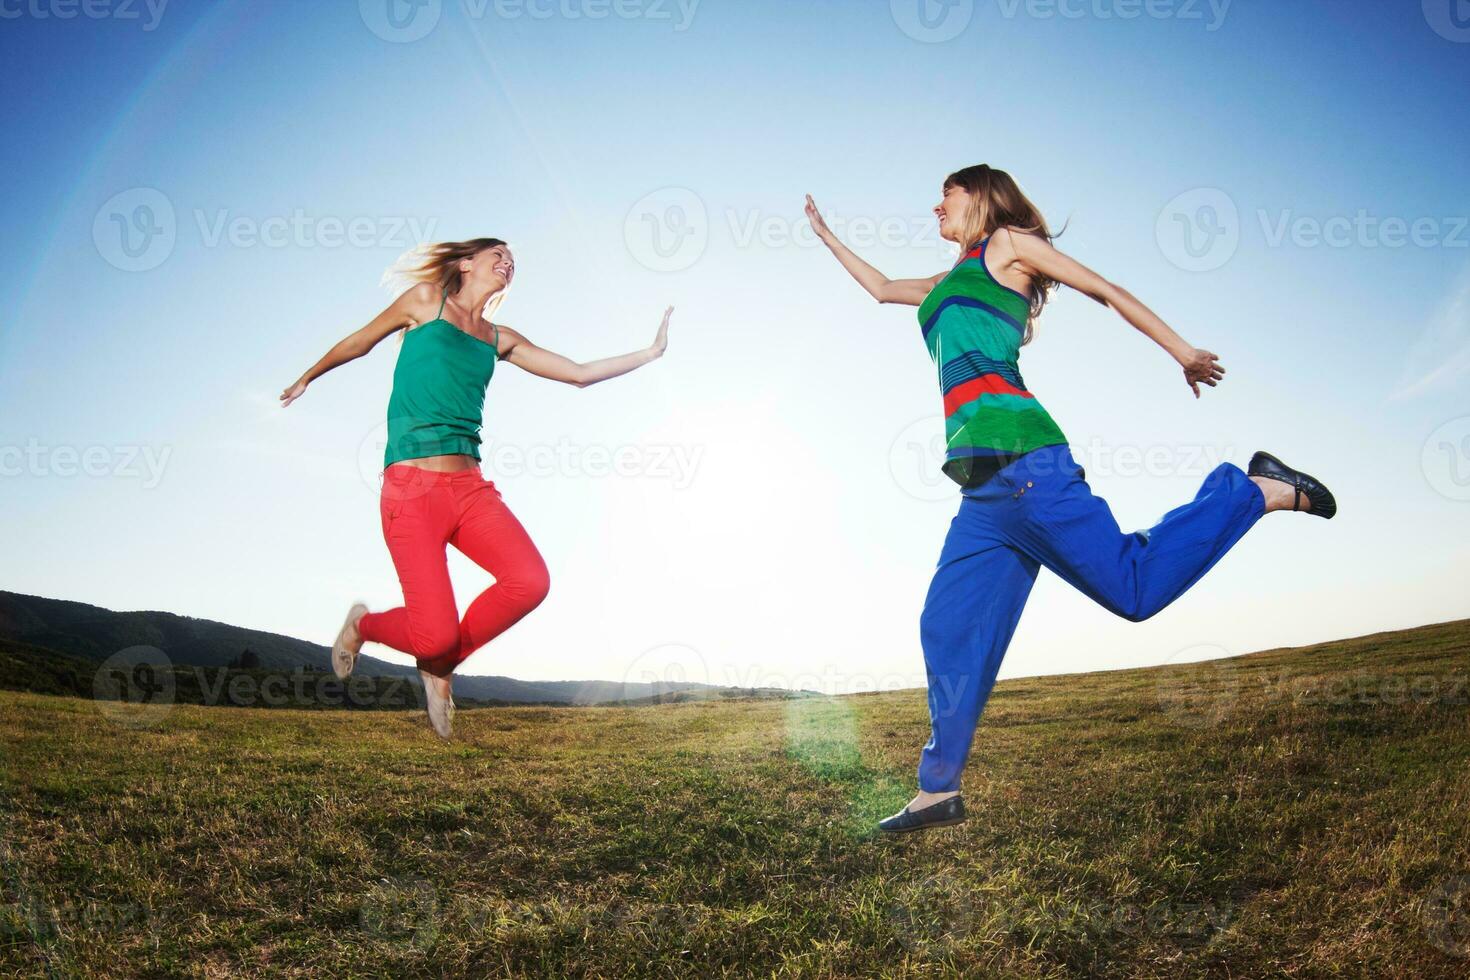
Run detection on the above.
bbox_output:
[917,237,1068,489]
[383,289,500,468]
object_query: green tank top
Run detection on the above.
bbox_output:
[383,288,500,468]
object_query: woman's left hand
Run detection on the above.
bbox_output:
[1179,348,1225,398]
[279,379,309,407]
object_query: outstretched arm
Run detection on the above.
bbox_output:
[279,282,438,407]
[501,306,671,388]
[1003,228,1226,399]
[806,195,944,307]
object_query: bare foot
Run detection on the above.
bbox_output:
[1250,476,1311,514]
[418,669,455,739]
[908,788,960,811]
[332,602,369,680]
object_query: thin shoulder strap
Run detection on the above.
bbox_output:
[492,321,501,355]
[436,287,447,321]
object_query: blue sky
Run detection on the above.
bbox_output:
[2,0,1468,693]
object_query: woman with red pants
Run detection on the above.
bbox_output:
[281,238,671,737]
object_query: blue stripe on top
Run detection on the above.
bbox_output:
[920,294,1026,340]
[939,350,1025,393]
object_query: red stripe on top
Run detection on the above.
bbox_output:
[943,374,1033,416]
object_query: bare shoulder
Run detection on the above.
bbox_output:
[993,225,1049,261]
[398,281,442,326]
[493,323,524,357]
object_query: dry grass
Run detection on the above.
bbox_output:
[2,620,1468,977]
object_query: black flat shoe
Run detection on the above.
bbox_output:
[877,795,967,834]
[1248,451,1337,520]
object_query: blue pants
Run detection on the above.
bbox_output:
[917,445,1266,792]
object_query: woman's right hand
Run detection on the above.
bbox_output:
[1178,348,1225,399]
[805,194,836,246]
[279,379,308,408]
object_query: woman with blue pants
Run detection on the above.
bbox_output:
[805,166,1336,833]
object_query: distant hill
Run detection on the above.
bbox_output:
[0,591,805,706]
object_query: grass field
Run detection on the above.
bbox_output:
[2,620,1469,977]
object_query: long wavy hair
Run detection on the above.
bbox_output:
[384,237,511,335]
[944,165,1058,344]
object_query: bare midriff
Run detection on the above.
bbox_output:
[396,453,480,472]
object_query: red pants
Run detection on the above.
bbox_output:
[357,463,549,677]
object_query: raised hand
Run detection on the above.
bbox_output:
[279,379,308,408]
[650,306,673,358]
[1179,348,1225,398]
[805,194,835,245]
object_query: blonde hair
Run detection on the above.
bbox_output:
[944,165,1059,344]
[384,237,512,334]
